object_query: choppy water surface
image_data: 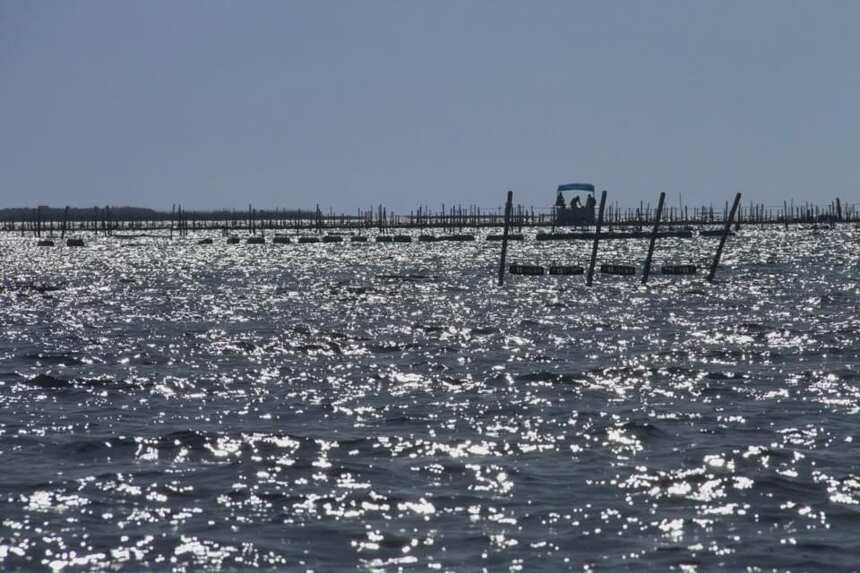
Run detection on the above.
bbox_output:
[1,227,858,571]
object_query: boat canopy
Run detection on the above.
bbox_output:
[557,183,595,193]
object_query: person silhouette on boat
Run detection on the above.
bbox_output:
[570,195,582,209]
[586,193,596,210]
[555,191,566,209]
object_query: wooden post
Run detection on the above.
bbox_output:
[734,201,742,231]
[707,192,742,283]
[585,189,606,286]
[836,197,843,222]
[586,190,608,286]
[641,191,666,285]
[61,206,69,239]
[497,191,513,286]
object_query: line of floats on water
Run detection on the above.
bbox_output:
[22,230,726,279]
[28,222,842,249]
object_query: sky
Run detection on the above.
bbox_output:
[1,1,858,211]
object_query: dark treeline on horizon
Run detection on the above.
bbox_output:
[0,206,315,219]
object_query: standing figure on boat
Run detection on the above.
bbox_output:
[555,191,566,210]
[586,193,596,210]
[570,195,582,209]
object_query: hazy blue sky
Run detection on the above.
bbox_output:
[1,1,858,211]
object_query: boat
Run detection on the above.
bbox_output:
[554,183,597,226]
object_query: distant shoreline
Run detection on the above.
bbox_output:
[0,206,313,218]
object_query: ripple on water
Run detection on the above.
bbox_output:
[0,227,858,570]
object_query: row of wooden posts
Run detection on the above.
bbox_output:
[6,192,838,288]
[496,190,744,286]
[4,197,855,238]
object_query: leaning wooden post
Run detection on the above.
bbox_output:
[586,190,608,286]
[497,191,514,286]
[734,201,742,231]
[707,192,742,283]
[641,191,666,285]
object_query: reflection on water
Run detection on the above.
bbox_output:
[1,227,858,570]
